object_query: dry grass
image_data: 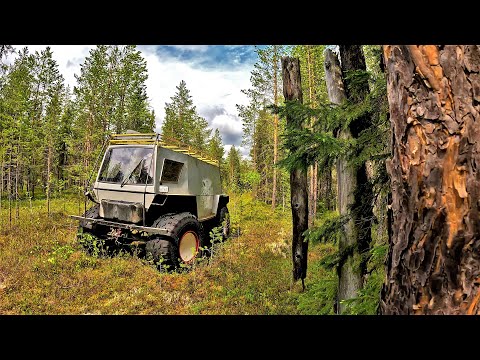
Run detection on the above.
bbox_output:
[0,194,333,315]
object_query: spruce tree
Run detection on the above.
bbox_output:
[161,80,211,150]
[226,145,241,189]
[207,128,225,164]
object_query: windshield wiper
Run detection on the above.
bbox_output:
[120,158,145,187]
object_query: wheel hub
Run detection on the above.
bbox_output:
[179,231,199,263]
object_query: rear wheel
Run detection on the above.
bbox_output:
[218,206,230,241]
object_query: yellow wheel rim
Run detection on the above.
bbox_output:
[179,231,199,263]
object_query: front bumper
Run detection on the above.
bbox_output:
[70,215,169,236]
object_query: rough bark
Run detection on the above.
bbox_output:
[325,49,347,105]
[381,45,480,315]
[282,56,309,288]
[339,45,369,103]
[341,46,375,312]
[325,48,362,313]
[307,46,318,224]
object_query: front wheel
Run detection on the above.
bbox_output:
[145,238,177,271]
[149,212,205,271]
[178,229,201,264]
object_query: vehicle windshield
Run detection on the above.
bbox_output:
[98,146,154,185]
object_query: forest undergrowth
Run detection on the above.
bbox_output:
[0,192,351,315]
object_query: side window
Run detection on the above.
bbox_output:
[161,159,184,183]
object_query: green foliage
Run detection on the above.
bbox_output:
[161,80,211,152]
[340,259,385,315]
[297,271,337,315]
[0,46,15,78]
[77,231,109,258]
[278,65,387,170]
[291,45,329,107]
[278,46,389,315]
[203,221,228,260]
[279,125,350,172]
[225,145,241,190]
[240,170,261,191]
[318,250,342,271]
[47,244,75,266]
[0,45,156,207]
[207,128,225,165]
[0,44,392,316]
[304,211,347,244]
[296,242,338,315]
[277,46,388,173]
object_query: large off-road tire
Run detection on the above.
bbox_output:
[145,238,177,271]
[218,206,230,241]
[202,206,231,247]
[150,212,205,270]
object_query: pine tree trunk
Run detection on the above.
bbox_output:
[282,56,309,288]
[0,152,3,229]
[8,149,12,227]
[339,45,374,312]
[325,48,362,313]
[264,167,269,203]
[338,47,374,268]
[252,123,258,199]
[381,45,480,315]
[30,82,42,200]
[272,48,279,210]
[15,144,19,220]
[307,45,317,225]
[58,141,66,181]
[313,162,318,213]
[47,144,52,216]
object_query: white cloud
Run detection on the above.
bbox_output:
[141,48,252,148]
[211,114,243,138]
[169,45,209,52]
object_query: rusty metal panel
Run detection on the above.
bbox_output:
[100,199,144,224]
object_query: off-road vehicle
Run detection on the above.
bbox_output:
[71,132,230,270]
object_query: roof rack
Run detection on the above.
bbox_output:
[109,133,219,167]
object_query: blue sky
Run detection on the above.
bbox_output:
[143,45,260,69]
[12,45,262,157]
